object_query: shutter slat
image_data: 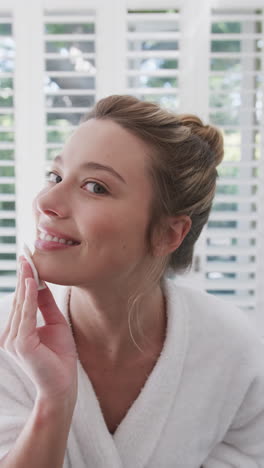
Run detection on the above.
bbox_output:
[213,195,257,202]
[206,246,256,254]
[0,143,15,149]
[127,69,178,77]
[0,228,16,235]
[210,71,262,77]
[221,160,259,166]
[217,178,258,185]
[46,71,96,77]
[45,15,95,23]
[212,33,262,40]
[0,211,16,219]
[0,161,15,167]
[0,126,14,131]
[46,125,76,131]
[45,52,95,59]
[206,263,255,272]
[127,13,180,21]
[205,279,256,289]
[0,73,13,78]
[127,50,179,58]
[209,212,257,221]
[207,229,256,237]
[214,125,261,130]
[44,34,96,41]
[0,109,14,115]
[0,262,17,270]
[125,88,178,95]
[0,276,16,287]
[212,14,264,21]
[0,177,15,183]
[45,89,96,95]
[46,107,91,113]
[0,195,16,201]
[211,52,263,58]
[0,244,16,253]
[127,32,179,40]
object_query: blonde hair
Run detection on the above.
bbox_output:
[82,95,224,349]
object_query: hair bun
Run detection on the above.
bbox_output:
[178,114,224,167]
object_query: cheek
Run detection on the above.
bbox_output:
[85,215,127,246]
[92,209,149,258]
[81,209,141,255]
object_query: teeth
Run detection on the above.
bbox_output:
[39,232,76,245]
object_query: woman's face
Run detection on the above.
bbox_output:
[32,118,156,288]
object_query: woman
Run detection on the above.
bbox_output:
[0,95,263,468]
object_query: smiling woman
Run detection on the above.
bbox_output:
[0,95,263,468]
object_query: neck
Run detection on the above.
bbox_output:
[67,282,167,367]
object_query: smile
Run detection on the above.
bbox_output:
[38,232,80,246]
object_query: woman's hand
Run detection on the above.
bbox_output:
[0,257,78,404]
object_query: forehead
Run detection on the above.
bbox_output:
[63,118,151,182]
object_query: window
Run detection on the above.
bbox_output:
[205,8,263,318]
[0,11,15,294]
[126,9,179,110]
[0,0,263,333]
[44,9,96,162]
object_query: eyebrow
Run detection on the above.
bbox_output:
[53,154,127,185]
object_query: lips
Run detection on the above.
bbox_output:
[38,226,81,244]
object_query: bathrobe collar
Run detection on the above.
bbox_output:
[51,277,189,468]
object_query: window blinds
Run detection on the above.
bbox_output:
[0,1,263,331]
[205,8,263,313]
[126,9,179,110]
[0,12,15,294]
[44,9,96,163]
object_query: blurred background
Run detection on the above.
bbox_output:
[0,0,263,333]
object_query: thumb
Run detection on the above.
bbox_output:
[37,285,68,326]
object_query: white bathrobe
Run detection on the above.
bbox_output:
[0,277,264,468]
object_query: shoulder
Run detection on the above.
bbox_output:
[163,276,264,365]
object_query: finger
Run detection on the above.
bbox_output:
[2,259,34,350]
[8,261,32,340]
[17,278,38,340]
[37,286,68,326]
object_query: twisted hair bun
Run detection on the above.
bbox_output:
[177,115,224,167]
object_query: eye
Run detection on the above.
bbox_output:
[45,171,62,183]
[45,171,108,195]
[85,181,108,195]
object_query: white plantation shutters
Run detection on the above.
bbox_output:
[0,0,263,332]
[44,9,96,163]
[0,12,15,294]
[126,9,180,110]
[204,8,264,318]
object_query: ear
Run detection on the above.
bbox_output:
[153,215,192,257]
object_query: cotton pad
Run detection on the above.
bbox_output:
[22,243,47,290]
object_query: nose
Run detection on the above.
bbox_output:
[33,185,69,219]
